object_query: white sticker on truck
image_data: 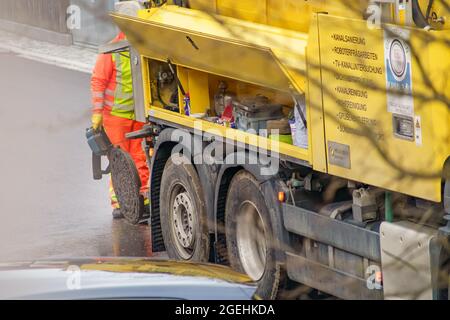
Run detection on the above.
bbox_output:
[384,27,414,117]
[414,115,422,146]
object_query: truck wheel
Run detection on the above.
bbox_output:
[160,155,209,261]
[225,170,286,299]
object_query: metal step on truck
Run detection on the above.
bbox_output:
[102,0,450,299]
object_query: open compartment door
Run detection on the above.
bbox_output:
[111,5,308,93]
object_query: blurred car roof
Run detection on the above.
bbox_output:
[0,257,256,300]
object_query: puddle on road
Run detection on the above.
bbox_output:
[0,217,159,262]
[110,220,153,257]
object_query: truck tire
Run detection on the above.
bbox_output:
[225,170,286,299]
[159,155,209,261]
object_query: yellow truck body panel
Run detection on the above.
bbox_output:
[314,14,450,202]
[112,3,450,202]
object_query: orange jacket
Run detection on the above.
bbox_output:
[90,32,126,115]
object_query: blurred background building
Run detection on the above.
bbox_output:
[0,0,119,47]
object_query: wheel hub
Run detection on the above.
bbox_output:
[172,190,195,254]
[236,201,268,281]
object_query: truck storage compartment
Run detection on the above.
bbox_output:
[145,58,307,148]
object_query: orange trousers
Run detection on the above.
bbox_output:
[103,112,150,209]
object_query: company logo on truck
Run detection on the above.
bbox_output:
[388,39,408,80]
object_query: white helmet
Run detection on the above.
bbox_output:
[114,1,144,17]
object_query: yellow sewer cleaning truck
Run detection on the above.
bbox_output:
[106,0,450,299]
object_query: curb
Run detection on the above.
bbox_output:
[0,42,94,74]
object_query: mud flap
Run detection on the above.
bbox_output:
[110,147,144,225]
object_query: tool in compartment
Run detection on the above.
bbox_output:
[166,58,190,115]
[233,95,285,135]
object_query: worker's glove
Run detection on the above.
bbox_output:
[91,113,103,131]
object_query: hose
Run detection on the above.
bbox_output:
[156,78,178,112]
[425,0,435,20]
[412,0,432,29]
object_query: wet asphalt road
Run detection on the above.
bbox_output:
[0,53,153,261]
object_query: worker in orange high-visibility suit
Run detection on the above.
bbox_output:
[90,31,149,219]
